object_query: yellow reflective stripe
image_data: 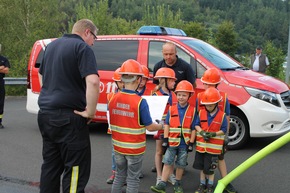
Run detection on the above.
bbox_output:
[169,138,180,142]
[0,114,3,118]
[70,166,79,193]
[110,125,145,135]
[197,141,223,150]
[112,138,146,149]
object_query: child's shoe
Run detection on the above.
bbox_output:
[168,174,176,185]
[195,183,206,193]
[206,184,214,193]
[150,181,166,193]
[106,170,115,184]
[173,182,183,193]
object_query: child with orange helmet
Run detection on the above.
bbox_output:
[109,59,164,193]
[197,68,236,193]
[193,87,227,193]
[137,65,152,96]
[106,67,124,184]
[151,67,178,185]
[151,80,197,193]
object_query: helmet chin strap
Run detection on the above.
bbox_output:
[135,76,142,92]
[165,78,171,91]
[205,103,218,113]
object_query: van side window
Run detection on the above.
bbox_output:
[148,41,198,78]
[92,40,139,71]
[35,49,44,68]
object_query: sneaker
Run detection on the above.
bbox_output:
[106,170,115,184]
[168,174,176,185]
[0,123,4,129]
[151,166,157,172]
[139,171,144,178]
[174,185,183,193]
[151,181,166,193]
[224,183,237,193]
[156,176,162,185]
[206,185,214,193]
[195,183,206,193]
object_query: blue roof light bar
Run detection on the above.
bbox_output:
[137,26,187,36]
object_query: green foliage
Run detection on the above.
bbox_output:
[0,0,289,95]
[183,22,208,41]
[214,21,238,58]
[264,41,285,81]
[5,85,26,96]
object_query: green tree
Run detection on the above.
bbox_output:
[0,0,66,77]
[215,21,238,58]
[183,22,207,41]
[264,41,285,80]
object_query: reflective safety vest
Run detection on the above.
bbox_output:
[109,92,146,155]
[153,90,177,120]
[139,87,152,96]
[107,91,117,134]
[168,105,195,147]
[196,109,225,155]
[197,91,227,112]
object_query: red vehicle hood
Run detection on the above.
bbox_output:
[223,70,290,94]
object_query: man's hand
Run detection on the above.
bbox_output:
[74,110,96,124]
[187,142,194,153]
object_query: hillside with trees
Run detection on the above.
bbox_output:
[0,0,288,88]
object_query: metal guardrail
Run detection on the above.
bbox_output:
[4,77,26,85]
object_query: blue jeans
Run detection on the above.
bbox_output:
[111,142,116,171]
[111,152,143,193]
[163,147,188,168]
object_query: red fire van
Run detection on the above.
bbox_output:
[27,26,290,149]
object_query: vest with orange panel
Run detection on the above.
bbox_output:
[109,92,146,155]
[168,105,195,147]
[153,90,177,120]
[197,91,227,112]
[196,109,225,155]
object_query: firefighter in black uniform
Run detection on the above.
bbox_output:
[37,19,100,193]
[0,44,10,129]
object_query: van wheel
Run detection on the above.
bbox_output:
[227,108,250,150]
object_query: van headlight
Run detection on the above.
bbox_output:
[245,87,280,107]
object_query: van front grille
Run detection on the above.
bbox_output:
[280,90,290,109]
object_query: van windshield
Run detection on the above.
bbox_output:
[181,39,246,71]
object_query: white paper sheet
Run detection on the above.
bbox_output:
[141,95,169,135]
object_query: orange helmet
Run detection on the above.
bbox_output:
[154,67,177,80]
[175,80,194,93]
[119,59,143,76]
[112,67,121,82]
[201,68,221,85]
[201,87,222,105]
[141,65,150,79]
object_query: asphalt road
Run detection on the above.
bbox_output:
[0,96,289,193]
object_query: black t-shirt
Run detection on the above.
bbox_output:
[0,55,10,79]
[153,56,196,89]
[38,34,99,111]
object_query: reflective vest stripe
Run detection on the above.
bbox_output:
[70,166,79,193]
[110,125,146,135]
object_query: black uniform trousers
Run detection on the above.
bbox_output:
[37,109,91,193]
[0,79,5,123]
